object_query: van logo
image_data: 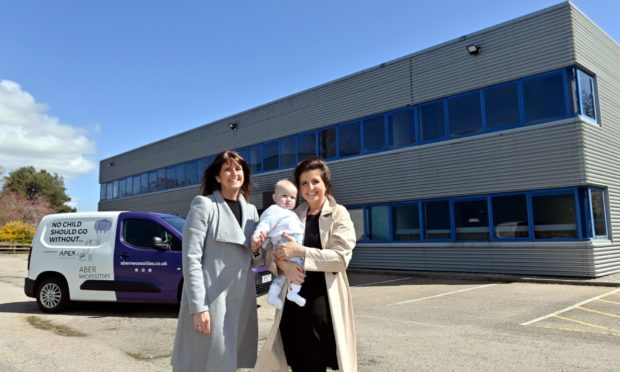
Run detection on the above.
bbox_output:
[59,250,77,257]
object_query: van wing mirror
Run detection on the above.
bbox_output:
[152,237,171,250]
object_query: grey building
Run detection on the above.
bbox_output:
[99,2,620,277]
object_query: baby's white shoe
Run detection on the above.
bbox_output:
[267,285,283,310]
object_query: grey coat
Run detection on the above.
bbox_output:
[172,191,261,372]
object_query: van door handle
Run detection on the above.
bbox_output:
[119,253,130,259]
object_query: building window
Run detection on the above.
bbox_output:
[186,161,199,186]
[363,116,386,152]
[492,195,529,238]
[576,69,597,122]
[448,92,482,137]
[198,156,213,176]
[319,127,337,159]
[106,183,113,200]
[140,173,149,193]
[263,141,279,171]
[112,180,119,199]
[281,136,296,168]
[454,199,489,240]
[532,193,577,239]
[484,83,520,129]
[175,164,185,187]
[157,168,166,191]
[348,208,366,241]
[132,175,141,195]
[119,179,126,198]
[100,184,106,201]
[423,201,451,239]
[368,205,390,240]
[247,145,262,173]
[523,72,567,124]
[419,101,446,142]
[389,109,415,148]
[298,132,316,161]
[393,204,420,240]
[590,189,607,238]
[165,166,176,189]
[339,122,361,157]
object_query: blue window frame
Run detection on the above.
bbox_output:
[102,66,600,202]
[588,188,607,238]
[363,115,386,152]
[419,101,446,142]
[297,132,316,161]
[453,198,489,240]
[448,92,482,137]
[338,122,361,157]
[531,191,578,239]
[393,203,420,241]
[263,141,279,171]
[523,71,568,124]
[388,109,415,148]
[423,200,451,240]
[319,127,338,159]
[281,136,296,168]
[576,69,597,122]
[491,194,529,239]
[484,82,521,129]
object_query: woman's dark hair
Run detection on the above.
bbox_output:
[201,150,252,199]
[294,157,333,196]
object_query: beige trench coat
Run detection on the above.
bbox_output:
[254,195,357,372]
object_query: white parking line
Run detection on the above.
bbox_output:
[352,277,412,287]
[521,288,620,326]
[389,283,498,306]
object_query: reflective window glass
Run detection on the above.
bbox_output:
[532,193,577,239]
[338,122,361,157]
[393,204,420,240]
[100,184,106,201]
[297,132,316,161]
[198,156,213,177]
[263,141,279,171]
[124,177,133,196]
[492,195,529,238]
[420,102,445,141]
[348,208,366,241]
[448,93,482,137]
[389,110,415,147]
[175,164,185,187]
[423,201,450,239]
[591,189,607,237]
[281,136,296,167]
[247,145,262,173]
[319,127,337,159]
[363,116,385,151]
[112,180,119,199]
[140,173,149,193]
[148,171,157,192]
[369,206,390,240]
[157,169,166,191]
[133,176,141,195]
[485,83,520,129]
[577,70,597,121]
[454,199,489,240]
[186,161,199,186]
[119,179,126,198]
[523,73,566,123]
[106,183,113,200]
[165,166,175,189]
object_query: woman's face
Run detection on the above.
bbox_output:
[216,160,244,196]
[299,169,326,209]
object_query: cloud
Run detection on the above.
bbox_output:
[0,80,97,178]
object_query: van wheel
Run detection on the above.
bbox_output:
[36,276,69,313]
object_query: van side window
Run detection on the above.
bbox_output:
[122,219,182,251]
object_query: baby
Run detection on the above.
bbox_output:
[252,179,305,309]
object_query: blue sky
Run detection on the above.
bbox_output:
[1,0,618,212]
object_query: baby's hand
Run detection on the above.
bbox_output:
[251,232,266,253]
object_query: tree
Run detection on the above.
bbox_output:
[2,166,76,213]
[0,190,55,226]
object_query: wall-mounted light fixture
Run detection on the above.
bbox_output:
[228,122,238,131]
[107,161,115,167]
[466,43,481,55]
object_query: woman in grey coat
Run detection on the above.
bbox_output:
[172,150,263,372]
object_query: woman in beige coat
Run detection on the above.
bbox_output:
[255,157,357,372]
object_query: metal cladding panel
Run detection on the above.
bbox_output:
[324,122,586,206]
[349,244,596,277]
[99,186,200,216]
[571,5,620,275]
[410,4,574,103]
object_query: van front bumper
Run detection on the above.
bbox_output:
[24,278,35,298]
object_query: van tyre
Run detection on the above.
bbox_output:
[36,276,69,313]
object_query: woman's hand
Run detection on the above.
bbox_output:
[277,260,305,286]
[251,231,266,253]
[193,311,211,335]
[275,233,305,260]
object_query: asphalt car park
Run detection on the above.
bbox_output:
[1,255,619,371]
